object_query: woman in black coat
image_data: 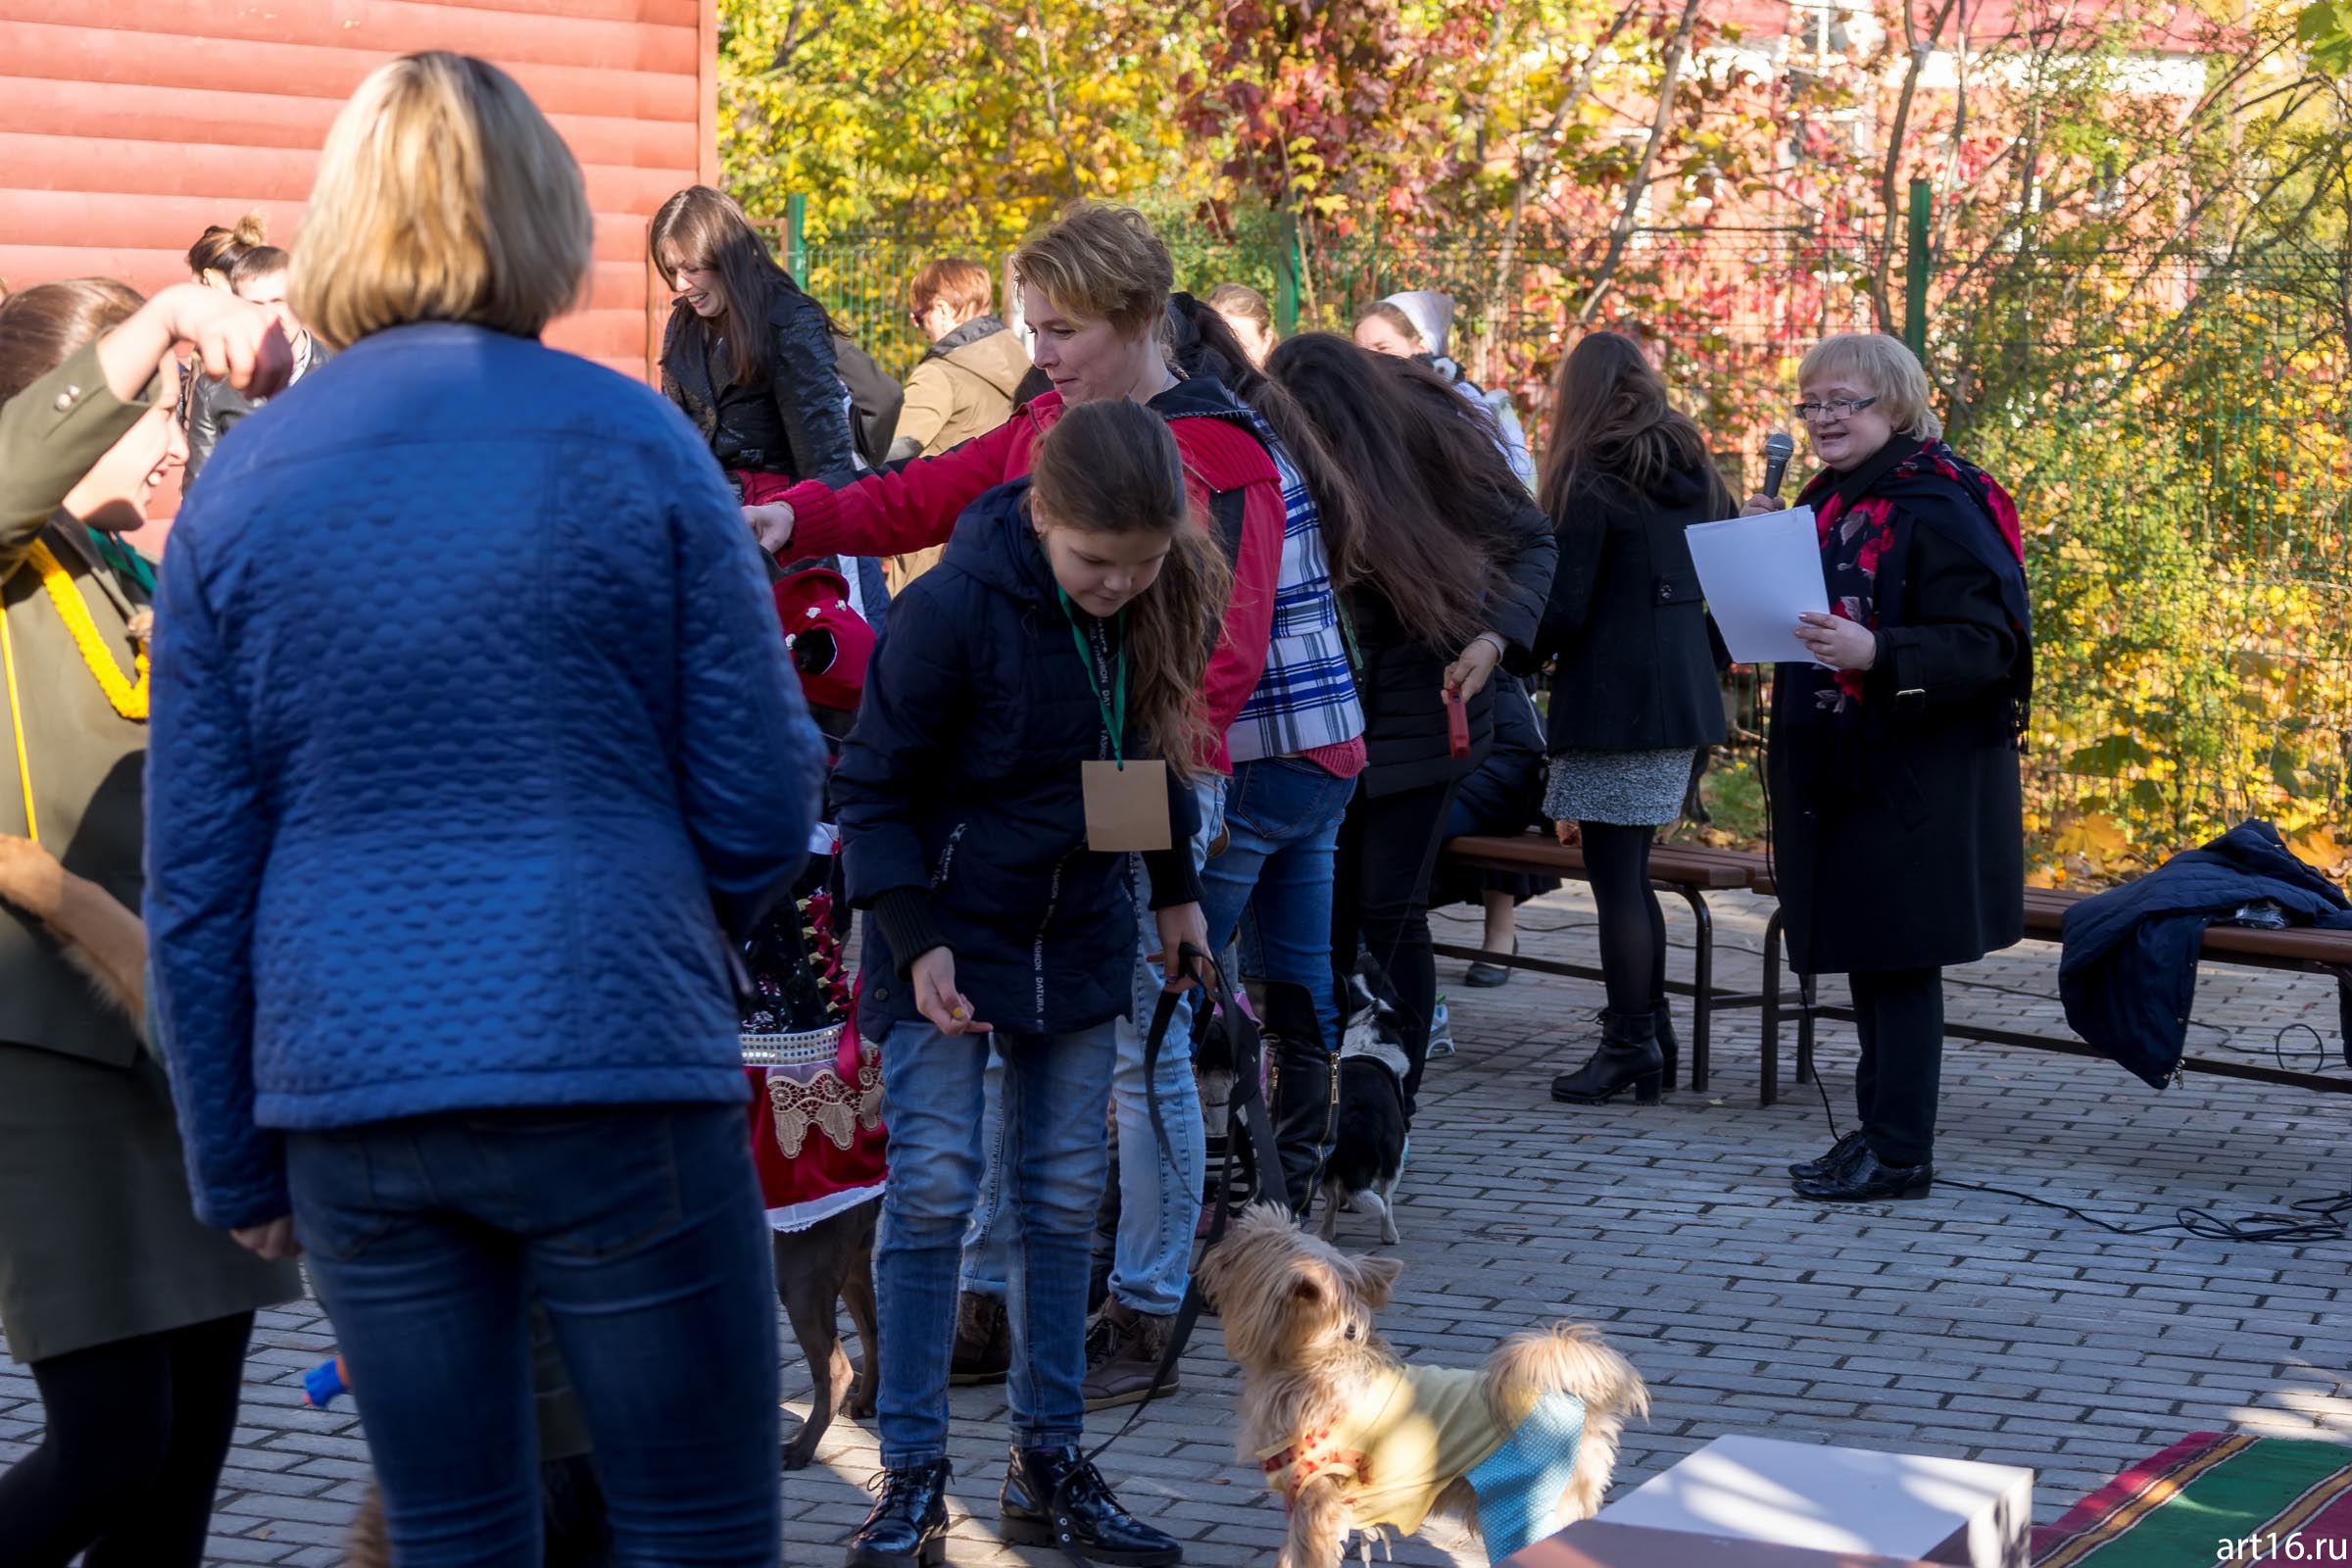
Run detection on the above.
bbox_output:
[651,184,858,485]
[1535,332,1732,1105]
[1757,332,2030,1202]
[1266,335,1556,1116]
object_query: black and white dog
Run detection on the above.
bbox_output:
[1319,956,1410,1245]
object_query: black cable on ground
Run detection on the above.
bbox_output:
[1802,1037,2350,1246]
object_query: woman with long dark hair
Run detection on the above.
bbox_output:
[652,184,858,484]
[1265,333,1555,1116]
[1535,332,1733,1105]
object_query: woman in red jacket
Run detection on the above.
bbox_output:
[750,201,1371,1405]
[743,206,1291,768]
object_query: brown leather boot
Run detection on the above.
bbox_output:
[1079,1298,1180,1411]
[950,1290,1010,1387]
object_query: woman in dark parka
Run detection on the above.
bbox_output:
[1757,332,2030,1202]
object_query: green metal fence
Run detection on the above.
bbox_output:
[759,204,2352,880]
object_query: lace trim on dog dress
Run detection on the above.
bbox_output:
[739,887,887,1233]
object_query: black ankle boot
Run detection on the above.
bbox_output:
[846,1458,951,1568]
[1000,1445,1182,1566]
[1793,1142,1933,1200]
[1260,980,1336,1217]
[1550,1008,1664,1104]
[1787,1129,1868,1181]
[1649,1000,1681,1088]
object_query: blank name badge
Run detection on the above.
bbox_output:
[1082,760,1172,853]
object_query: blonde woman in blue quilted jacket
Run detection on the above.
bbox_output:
[144,56,823,1568]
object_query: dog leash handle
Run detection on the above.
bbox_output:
[1060,944,1285,1553]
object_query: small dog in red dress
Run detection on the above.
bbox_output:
[754,564,887,1472]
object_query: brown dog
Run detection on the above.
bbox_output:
[775,1197,880,1470]
[0,834,147,1024]
[1197,1206,1646,1568]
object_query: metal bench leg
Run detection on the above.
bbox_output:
[1796,972,1819,1087]
[1761,909,1784,1109]
[1681,887,1712,1093]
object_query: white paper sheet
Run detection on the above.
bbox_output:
[1683,506,1829,665]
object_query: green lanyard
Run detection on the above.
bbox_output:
[85,527,156,596]
[1054,587,1129,767]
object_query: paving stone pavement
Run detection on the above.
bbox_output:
[3,881,2347,1566]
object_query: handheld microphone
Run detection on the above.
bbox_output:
[1762,431,1794,501]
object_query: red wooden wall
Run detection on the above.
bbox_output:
[0,0,719,384]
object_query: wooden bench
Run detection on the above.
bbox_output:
[1438,832,2352,1107]
[1434,833,1772,1092]
[1757,878,2352,1106]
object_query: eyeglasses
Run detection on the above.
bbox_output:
[1793,396,1880,423]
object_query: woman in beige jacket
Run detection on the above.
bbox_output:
[0,278,300,1568]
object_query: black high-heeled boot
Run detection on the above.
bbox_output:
[1650,1000,1681,1090]
[1549,1008,1664,1104]
[1259,980,1337,1217]
[1000,1445,1182,1565]
[846,1458,951,1568]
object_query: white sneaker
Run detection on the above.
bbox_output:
[1426,998,1455,1059]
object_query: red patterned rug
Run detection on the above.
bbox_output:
[2033,1431,2352,1566]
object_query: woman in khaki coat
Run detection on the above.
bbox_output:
[0,278,301,1568]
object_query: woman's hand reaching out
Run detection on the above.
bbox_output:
[745,503,796,556]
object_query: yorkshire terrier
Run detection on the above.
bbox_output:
[1197,1207,1647,1568]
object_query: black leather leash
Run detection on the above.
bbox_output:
[1044,943,1290,1565]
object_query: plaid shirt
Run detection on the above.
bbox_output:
[1226,414,1365,763]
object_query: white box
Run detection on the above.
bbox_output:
[1595,1436,2034,1568]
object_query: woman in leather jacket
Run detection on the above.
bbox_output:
[652,184,858,485]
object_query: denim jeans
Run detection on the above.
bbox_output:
[876,1016,1115,1464]
[1199,757,1356,1054]
[285,1103,779,1568]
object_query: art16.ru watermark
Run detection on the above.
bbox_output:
[2220,1534,2349,1562]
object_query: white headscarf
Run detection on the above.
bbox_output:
[1379,290,1454,360]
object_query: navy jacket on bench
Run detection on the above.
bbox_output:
[2058,819,2352,1088]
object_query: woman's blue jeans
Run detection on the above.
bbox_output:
[1199,757,1355,1054]
[285,1103,779,1568]
[874,1015,1116,1464]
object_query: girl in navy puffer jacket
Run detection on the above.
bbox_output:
[831,400,1218,1568]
